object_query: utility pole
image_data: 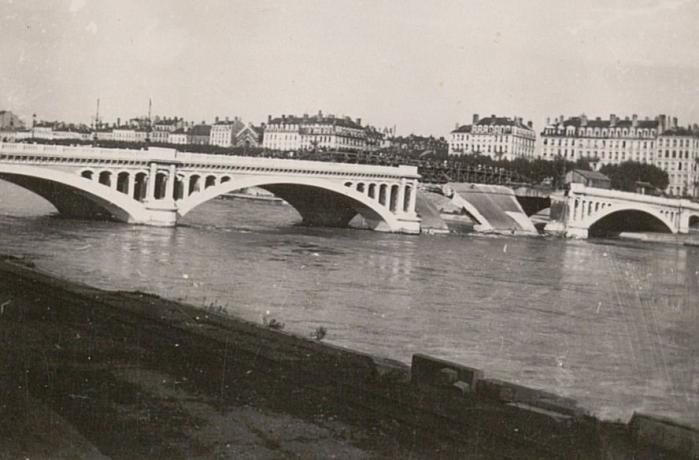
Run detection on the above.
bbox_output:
[146,98,153,145]
[94,98,100,129]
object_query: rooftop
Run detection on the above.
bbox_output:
[451,115,533,133]
[552,116,659,130]
[571,169,610,181]
[451,125,472,134]
[268,114,363,130]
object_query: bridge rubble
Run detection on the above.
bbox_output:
[418,183,539,235]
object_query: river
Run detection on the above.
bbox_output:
[0,180,697,427]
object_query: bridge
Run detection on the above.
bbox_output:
[545,183,699,238]
[0,142,421,234]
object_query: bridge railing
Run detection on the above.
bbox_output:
[569,183,699,210]
[0,142,419,180]
[0,141,150,161]
[173,150,419,178]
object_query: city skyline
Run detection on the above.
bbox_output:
[3,0,699,136]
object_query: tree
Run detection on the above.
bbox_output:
[574,157,593,171]
[599,161,669,192]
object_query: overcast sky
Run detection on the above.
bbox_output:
[2,0,699,136]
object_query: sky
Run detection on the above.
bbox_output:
[2,0,699,136]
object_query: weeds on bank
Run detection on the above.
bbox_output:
[201,301,328,341]
[202,299,229,317]
[261,310,285,330]
[311,326,327,341]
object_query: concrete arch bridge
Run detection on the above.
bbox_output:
[0,143,421,234]
[545,183,699,238]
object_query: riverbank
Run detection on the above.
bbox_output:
[0,255,697,458]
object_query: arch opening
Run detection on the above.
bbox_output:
[116,172,129,194]
[154,173,168,199]
[689,215,699,230]
[368,183,376,199]
[589,209,673,238]
[133,173,147,201]
[378,184,387,206]
[205,175,217,189]
[0,172,134,222]
[258,183,389,230]
[81,170,93,180]
[98,171,112,187]
[178,178,401,232]
[389,185,399,212]
[174,177,185,200]
[403,185,412,213]
[189,175,201,195]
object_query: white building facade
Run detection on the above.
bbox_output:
[540,114,699,197]
[448,114,536,161]
[209,118,245,147]
[262,112,376,152]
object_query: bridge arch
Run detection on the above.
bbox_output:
[177,175,403,231]
[0,164,150,223]
[585,203,676,237]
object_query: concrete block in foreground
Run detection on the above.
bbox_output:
[630,413,699,458]
[411,353,482,392]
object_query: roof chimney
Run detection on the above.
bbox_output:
[546,117,550,125]
[580,114,587,127]
[610,114,617,127]
[632,114,638,127]
[527,120,533,128]
[472,113,479,124]
[658,114,667,132]
[215,116,219,123]
[356,118,361,125]
[268,115,272,123]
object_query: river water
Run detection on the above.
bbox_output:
[0,180,697,427]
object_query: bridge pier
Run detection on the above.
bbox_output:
[143,199,178,227]
[395,215,421,234]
